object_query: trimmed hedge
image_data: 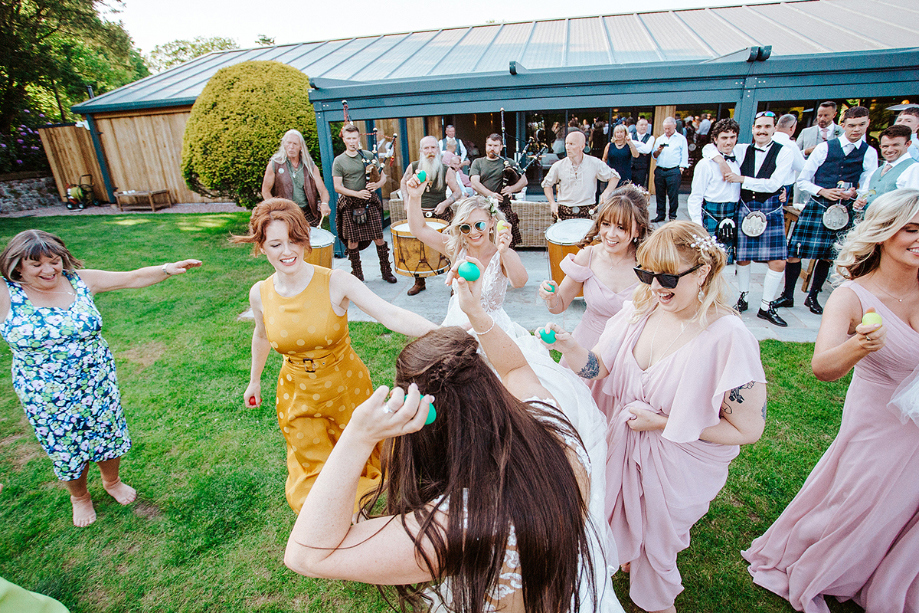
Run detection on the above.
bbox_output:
[181,61,319,208]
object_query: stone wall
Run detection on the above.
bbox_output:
[0,176,61,213]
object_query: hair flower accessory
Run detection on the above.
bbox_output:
[485,196,500,217]
[690,234,726,255]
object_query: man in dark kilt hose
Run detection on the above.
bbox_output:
[688,118,741,266]
[332,123,397,283]
[777,106,878,314]
[710,111,796,326]
[399,136,462,295]
[469,133,528,248]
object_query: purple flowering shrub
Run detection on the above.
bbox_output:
[1,109,51,174]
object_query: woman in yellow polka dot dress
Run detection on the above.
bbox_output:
[235,199,438,512]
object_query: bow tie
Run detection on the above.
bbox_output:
[723,154,736,162]
[753,146,769,153]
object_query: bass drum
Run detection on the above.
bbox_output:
[545,218,593,299]
[391,220,450,277]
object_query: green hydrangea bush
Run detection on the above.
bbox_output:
[182,61,319,207]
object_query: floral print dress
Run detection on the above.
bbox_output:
[1,270,130,480]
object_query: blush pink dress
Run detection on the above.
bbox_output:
[559,251,638,414]
[743,281,919,613]
[596,302,766,612]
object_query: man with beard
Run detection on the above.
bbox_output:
[542,129,619,220]
[332,123,397,283]
[705,111,796,327]
[399,135,462,295]
[798,101,844,157]
[469,133,528,247]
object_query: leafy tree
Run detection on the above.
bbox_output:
[255,35,275,47]
[146,36,239,73]
[182,61,318,208]
[0,0,148,132]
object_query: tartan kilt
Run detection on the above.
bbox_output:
[787,196,853,261]
[737,195,787,262]
[558,203,593,221]
[337,193,384,250]
[702,200,737,265]
[498,200,522,248]
[301,205,321,227]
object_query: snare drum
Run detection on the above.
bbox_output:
[306,227,335,268]
[391,220,450,277]
[545,218,593,298]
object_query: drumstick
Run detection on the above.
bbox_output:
[319,213,326,228]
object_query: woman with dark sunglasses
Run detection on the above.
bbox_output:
[546,221,767,613]
[404,172,528,333]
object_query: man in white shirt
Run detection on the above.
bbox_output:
[797,101,845,158]
[703,111,796,326]
[772,114,807,206]
[779,106,878,314]
[651,117,689,222]
[542,129,619,220]
[854,124,919,210]
[894,107,919,162]
[688,118,741,265]
[438,125,469,167]
[630,117,654,189]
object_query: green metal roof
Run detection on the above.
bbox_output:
[73,0,919,115]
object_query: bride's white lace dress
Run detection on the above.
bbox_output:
[441,248,517,333]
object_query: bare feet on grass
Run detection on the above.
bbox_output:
[71,493,96,527]
[102,478,137,505]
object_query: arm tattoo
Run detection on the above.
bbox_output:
[577,351,601,379]
[761,400,768,421]
[720,402,733,417]
[728,381,755,404]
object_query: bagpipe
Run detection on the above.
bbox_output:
[342,100,397,184]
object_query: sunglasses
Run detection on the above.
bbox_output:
[755,111,776,119]
[633,263,702,289]
[458,220,488,234]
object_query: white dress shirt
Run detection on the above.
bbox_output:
[701,141,795,194]
[631,131,654,155]
[688,157,741,225]
[909,138,919,162]
[652,133,689,169]
[771,132,806,184]
[797,137,879,197]
[541,155,613,207]
[438,137,468,162]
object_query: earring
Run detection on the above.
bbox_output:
[698,287,705,303]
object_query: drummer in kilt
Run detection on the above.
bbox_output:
[707,111,796,326]
[776,106,878,314]
[332,123,397,283]
[399,136,463,295]
[261,129,331,227]
[688,118,742,265]
[469,133,528,248]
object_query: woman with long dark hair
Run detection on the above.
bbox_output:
[284,258,623,613]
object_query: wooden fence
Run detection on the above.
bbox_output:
[37,124,107,202]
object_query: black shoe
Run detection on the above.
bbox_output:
[757,305,788,327]
[804,294,823,315]
[669,216,677,222]
[772,295,794,309]
[651,216,666,223]
[735,292,748,313]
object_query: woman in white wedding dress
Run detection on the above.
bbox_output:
[403,173,528,332]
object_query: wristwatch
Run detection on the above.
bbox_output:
[161,263,173,276]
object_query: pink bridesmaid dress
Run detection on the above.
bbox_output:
[596,303,766,612]
[743,281,919,613]
[559,251,638,414]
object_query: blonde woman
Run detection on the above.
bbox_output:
[404,174,528,331]
[549,221,767,613]
[601,125,639,186]
[744,189,919,613]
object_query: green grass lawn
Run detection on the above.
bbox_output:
[0,213,860,612]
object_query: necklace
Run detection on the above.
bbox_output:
[873,279,914,303]
[648,316,687,366]
[20,283,74,296]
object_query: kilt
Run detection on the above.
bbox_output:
[498,200,522,248]
[737,195,787,262]
[302,205,321,227]
[558,203,593,221]
[787,196,854,261]
[337,193,384,249]
[702,200,737,265]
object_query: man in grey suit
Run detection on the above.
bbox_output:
[797,101,845,158]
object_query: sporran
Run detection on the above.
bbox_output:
[822,204,849,231]
[741,210,767,237]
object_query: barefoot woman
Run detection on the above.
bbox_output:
[0,230,201,527]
